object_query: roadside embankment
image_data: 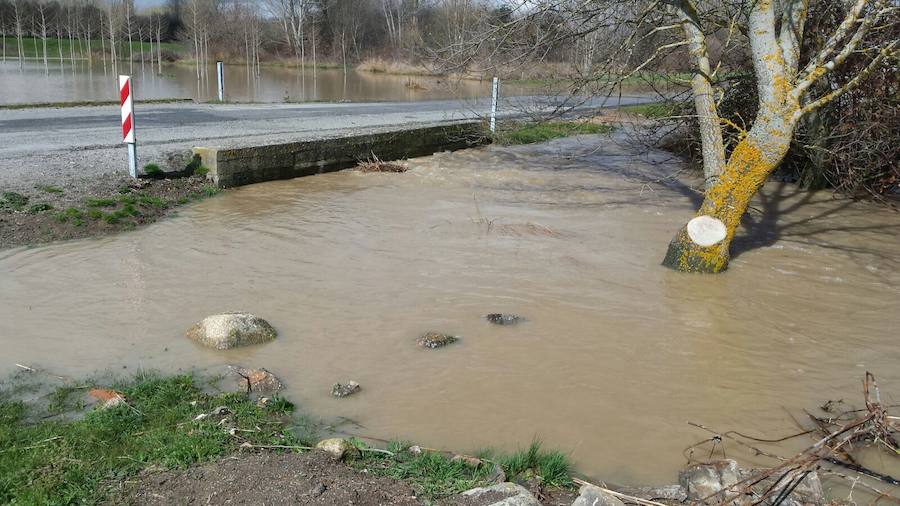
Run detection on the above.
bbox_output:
[0,175,219,250]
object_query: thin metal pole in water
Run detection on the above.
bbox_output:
[216,61,224,101]
[490,77,500,133]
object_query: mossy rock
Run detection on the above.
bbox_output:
[186,312,277,350]
[416,332,459,349]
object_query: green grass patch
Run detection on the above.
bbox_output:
[55,207,84,226]
[36,185,64,194]
[116,194,137,205]
[496,441,571,487]
[194,166,210,177]
[620,102,679,119]
[85,198,117,208]
[27,203,54,214]
[1,36,185,60]
[349,439,573,500]
[350,443,497,499]
[0,374,306,504]
[498,121,613,145]
[138,194,169,209]
[199,185,221,198]
[0,98,193,110]
[0,191,29,211]
[143,164,164,178]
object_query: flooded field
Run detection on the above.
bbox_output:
[1,134,899,485]
[0,60,538,104]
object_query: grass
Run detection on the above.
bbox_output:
[496,441,571,487]
[1,36,185,60]
[85,198,117,208]
[0,98,193,110]
[55,207,84,226]
[138,194,169,209]
[36,185,64,194]
[37,177,221,238]
[0,191,29,211]
[497,121,613,145]
[198,185,221,197]
[27,203,54,214]
[0,370,576,504]
[349,439,573,500]
[620,102,680,119]
[0,373,305,504]
[143,164,164,178]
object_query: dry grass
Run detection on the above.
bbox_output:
[356,58,436,76]
[355,160,408,173]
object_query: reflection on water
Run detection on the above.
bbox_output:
[1,135,899,485]
[0,60,538,104]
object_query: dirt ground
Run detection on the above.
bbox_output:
[117,452,422,506]
[0,174,216,250]
[115,451,579,506]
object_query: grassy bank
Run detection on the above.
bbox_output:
[619,102,679,119]
[0,98,193,110]
[1,36,184,59]
[0,371,575,504]
[496,121,614,145]
[0,175,221,250]
[0,373,304,503]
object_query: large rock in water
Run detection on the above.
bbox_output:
[457,482,540,506]
[679,460,826,506]
[572,484,625,506]
[679,459,741,502]
[186,313,277,350]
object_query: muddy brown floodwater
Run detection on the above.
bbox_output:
[1,134,899,486]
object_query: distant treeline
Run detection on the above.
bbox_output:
[0,0,661,77]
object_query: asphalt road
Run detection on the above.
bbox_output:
[0,94,653,191]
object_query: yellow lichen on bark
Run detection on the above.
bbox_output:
[663,126,788,273]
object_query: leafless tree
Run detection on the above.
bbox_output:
[432,0,898,273]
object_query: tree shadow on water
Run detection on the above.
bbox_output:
[730,181,900,263]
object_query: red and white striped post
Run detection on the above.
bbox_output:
[119,75,137,178]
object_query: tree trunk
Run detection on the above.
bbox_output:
[662,115,795,273]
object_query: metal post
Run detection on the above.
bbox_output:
[490,77,500,133]
[119,75,137,178]
[216,61,224,101]
[127,143,137,179]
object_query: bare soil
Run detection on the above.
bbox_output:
[118,451,422,506]
[115,451,579,506]
[0,174,216,250]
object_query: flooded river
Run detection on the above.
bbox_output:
[1,134,899,486]
[0,60,536,104]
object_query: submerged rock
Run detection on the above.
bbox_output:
[458,482,540,506]
[417,332,459,349]
[229,366,283,394]
[485,313,525,325]
[186,312,277,350]
[331,381,361,398]
[572,484,625,506]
